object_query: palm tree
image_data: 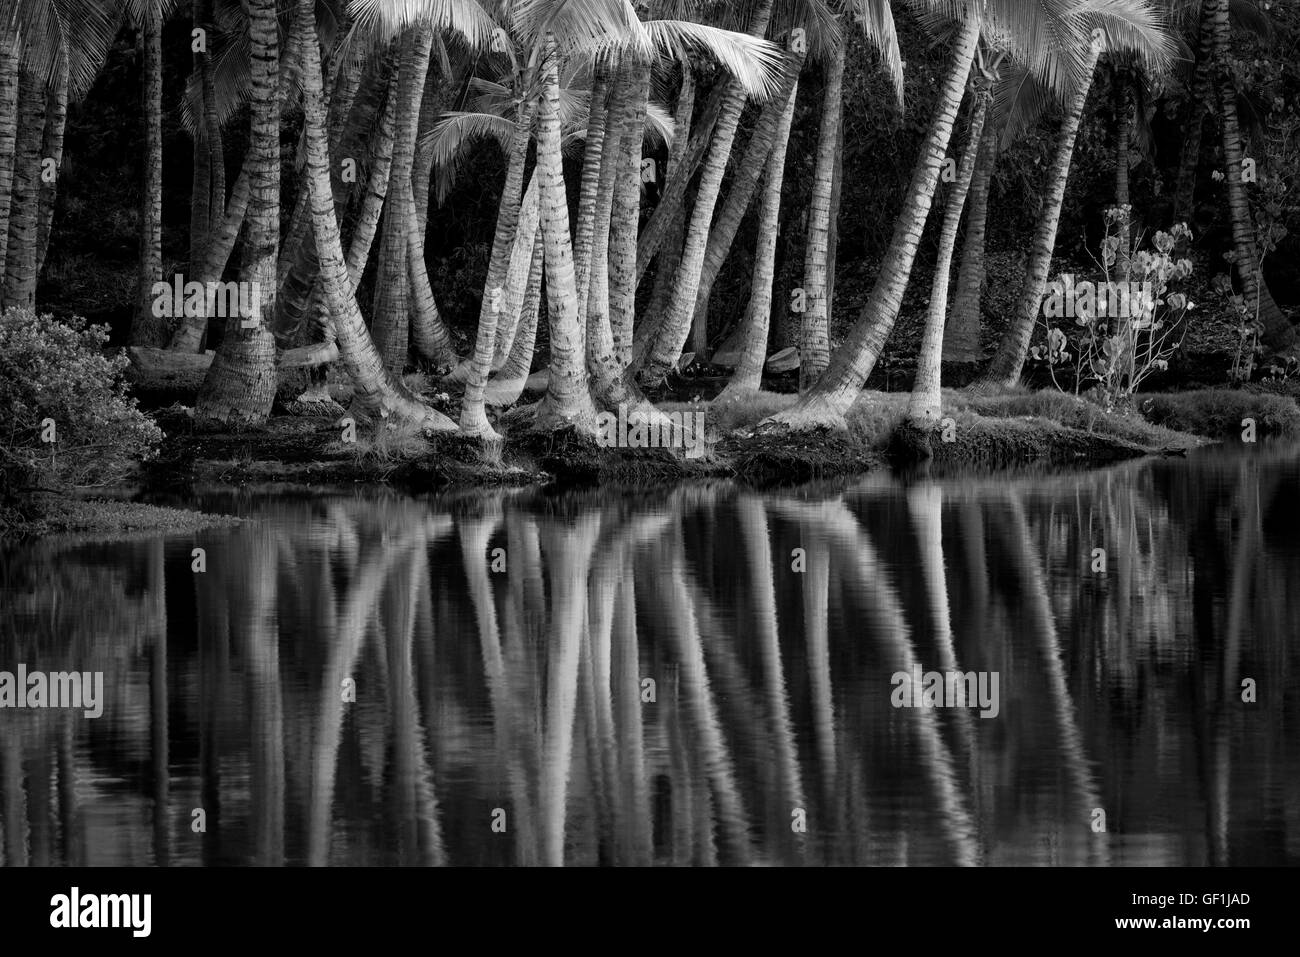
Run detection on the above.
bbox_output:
[979,1,1176,390]
[194,0,281,424]
[942,122,995,364]
[905,42,1000,430]
[295,0,474,429]
[1206,0,1293,351]
[718,60,799,396]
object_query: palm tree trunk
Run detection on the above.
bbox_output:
[720,71,799,396]
[608,62,651,368]
[296,0,455,430]
[4,66,45,312]
[191,125,211,275]
[534,38,596,432]
[647,66,692,348]
[195,0,280,424]
[408,64,458,367]
[906,86,991,428]
[1173,0,1214,223]
[572,66,612,325]
[461,100,535,437]
[169,28,305,351]
[1114,72,1131,280]
[635,0,775,386]
[685,57,803,358]
[944,123,994,364]
[979,45,1102,391]
[800,33,845,390]
[130,3,164,343]
[372,24,434,375]
[485,231,544,408]
[34,56,67,277]
[0,32,21,301]
[766,16,981,429]
[1208,0,1293,351]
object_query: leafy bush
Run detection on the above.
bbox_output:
[0,308,162,497]
[1137,389,1300,439]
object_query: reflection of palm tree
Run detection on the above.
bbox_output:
[999,493,1109,866]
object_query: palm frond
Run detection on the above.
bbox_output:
[842,0,903,106]
[349,0,496,48]
[641,19,785,99]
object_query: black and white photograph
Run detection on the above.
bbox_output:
[0,0,1294,935]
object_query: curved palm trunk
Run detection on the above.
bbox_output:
[195,0,280,425]
[372,24,434,375]
[766,17,982,429]
[0,32,20,301]
[944,124,994,364]
[534,40,596,432]
[684,57,804,358]
[34,56,67,277]
[634,0,775,384]
[800,34,845,390]
[906,87,991,428]
[719,71,799,397]
[635,79,729,282]
[491,177,541,370]
[1208,0,1293,351]
[461,101,535,437]
[644,67,694,337]
[585,70,627,391]
[296,0,455,430]
[485,232,544,408]
[572,66,612,325]
[979,45,1101,391]
[4,66,45,311]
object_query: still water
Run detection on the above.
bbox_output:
[1,444,1298,866]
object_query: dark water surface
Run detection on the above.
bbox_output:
[2,444,1298,866]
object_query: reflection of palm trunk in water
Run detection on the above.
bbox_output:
[538,515,601,867]
[231,530,284,865]
[0,738,25,865]
[736,497,805,860]
[649,534,753,865]
[461,511,538,866]
[906,486,980,834]
[381,542,445,866]
[308,518,426,866]
[815,499,979,866]
[1000,495,1108,866]
[149,538,170,866]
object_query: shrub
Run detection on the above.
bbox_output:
[0,308,163,498]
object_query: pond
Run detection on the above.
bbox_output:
[2,444,1297,866]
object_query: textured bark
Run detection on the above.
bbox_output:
[572,66,612,326]
[647,67,693,351]
[485,231,544,407]
[1208,0,1293,350]
[980,44,1102,390]
[534,39,596,432]
[608,63,650,368]
[4,67,46,312]
[296,0,455,429]
[491,176,540,369]
[635,0,775,385]
[634,79,728,282]
[687,57,803,357]
[0,33,21,299]
[35,56,67,277]
[131,3,164,345]
[800,35,845,390]
[906,88,991,428]
[944,123,994,363]
[1114,74,1132,280]
[461,100,534,436]
[372,25,434,375]
[195,0,279,425]
[1173,1,1215,223]
[720,71,799,396]
[586,71,627,373]
[169,28,305,351]
[766,16,981,428]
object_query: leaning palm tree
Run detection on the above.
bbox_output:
[764,0,1092,431]
[904,35,1003,431]
[978,0,1178,390]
